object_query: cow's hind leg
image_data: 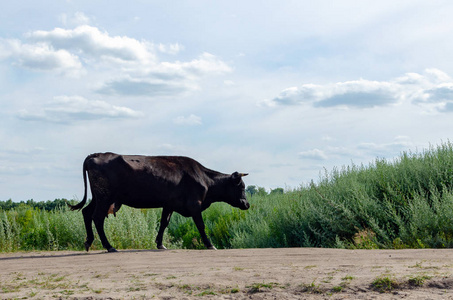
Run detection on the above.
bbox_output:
[82,200,96,251]
[93,206,117,252]
[156,208,173,249]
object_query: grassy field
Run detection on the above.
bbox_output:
[2,142,453,252]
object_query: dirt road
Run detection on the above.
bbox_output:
[1,248,453,299]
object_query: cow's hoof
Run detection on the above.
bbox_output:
[157,245,167,250]
[208,246,217,250]
[84,242,91,252]
[107,247,118,253]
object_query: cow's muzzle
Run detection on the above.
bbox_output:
[239,199,250,210]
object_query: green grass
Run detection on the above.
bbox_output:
[196,290,216,296]
[247,282,279,293]
[331,285,343,292]
[3,142,453,251]
[299,281,323,294]
[0,204,163,252]
[371,275,399,292]
[408,274,432,287]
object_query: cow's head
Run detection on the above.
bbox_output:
[226,172,250,210]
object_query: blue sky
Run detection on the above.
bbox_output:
[2,1,453,201]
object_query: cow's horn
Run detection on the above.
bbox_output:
[239,173,248,177]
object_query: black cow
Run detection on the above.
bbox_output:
[68,152,250,252]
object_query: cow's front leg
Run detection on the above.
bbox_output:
[192,212,216,250]
[156,208,173,249]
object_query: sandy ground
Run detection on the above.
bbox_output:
[1,248,453,299]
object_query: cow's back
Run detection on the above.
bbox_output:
[85,153,213,209]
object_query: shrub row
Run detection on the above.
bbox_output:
[2,142,453,251]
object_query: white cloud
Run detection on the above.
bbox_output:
[316,80,398,108]
[0,38,82,75]
[173,114,202,126]
[179,52,232,75]
[298,148,328,160]
[1,25,231,97]
[59,12,92,27]
[270,86,317,106]
[27,25,156,64]
[266,79,399,108]
[298,146,359,162]
[157,43,183,55]
[265,69,453,113]
[24,26,231,79]
[425,68,452,83]
[97,76,193,96]
[17,95,143,123]
[97,53,231,96]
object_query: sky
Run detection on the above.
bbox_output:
[2,1,453,201]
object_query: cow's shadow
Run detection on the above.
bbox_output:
[0,249,164,261]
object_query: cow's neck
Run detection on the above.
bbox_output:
[203,172,230,208]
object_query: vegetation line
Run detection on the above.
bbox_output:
[2,142,453,252]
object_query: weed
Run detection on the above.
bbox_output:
[392,237,409,249]
[408,275,432,287]
[2,285,20,293]
[371,275,399,292]
[341,275,355,281]
[60,289,75,295]
[13,272,25,280]
[330,274,355,293]
[178,284,193,295]
[353,229,378,249]
[28,290,38,297]
[304,265,317,269]
[332,285,343,292]
[128,280,147,292]
[53,276,65,282]
[409,261,424,268]
[299,280,323,294]
[247,282,278,293]
[93,273,109,279]
[196,289,216,296]
[179,284,191,289]
[216,286,242,294]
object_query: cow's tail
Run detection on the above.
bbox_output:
[67,156,90,211]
